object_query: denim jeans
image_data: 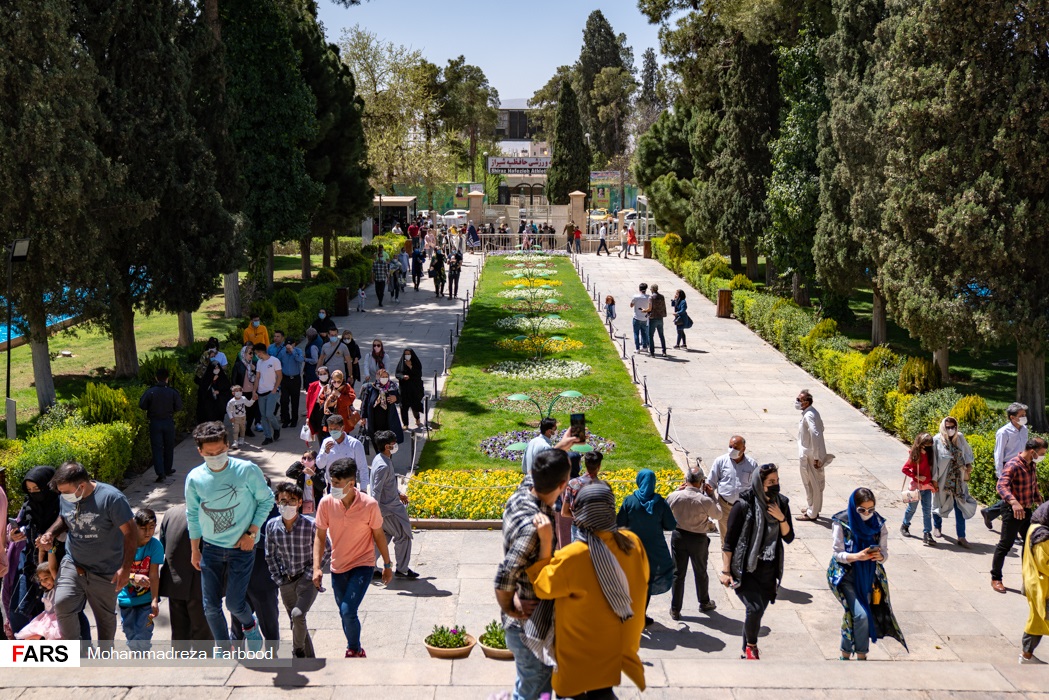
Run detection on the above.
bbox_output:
[256,392,280,439]
[149,418,176,478]
[200,542,256,642]
[838,568,869,654]
[120,604,154,650]
[632,319,649,351]
[902,490,933,534]
[504,622,553,700]
[933,501,966,539]
[648,318,666,355]
[331,565,373,652]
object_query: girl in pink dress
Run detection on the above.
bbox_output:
[16,560,61,640]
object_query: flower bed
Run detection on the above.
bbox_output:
[495,336,585,354]
[502,269,557,277]
[496,288,561,299]
[494,316,573,331]
[502,279,563,288]
[490,252,569,261]
[502,261,553,269]
[487,390,601,414]
[406,467,684,520]
[486,359,592,379]
[503,300,573,313]
[480,429,616,461]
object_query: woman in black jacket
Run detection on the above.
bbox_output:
[285,450,327,513]
[719,463,795,661]
[195,360,233,424]
[395,347,424,429]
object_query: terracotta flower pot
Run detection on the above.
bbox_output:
[424,633,476,659]
[479,642,514,660]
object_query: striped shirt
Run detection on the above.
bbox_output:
[264,514,331,586]
[494,477,556,613]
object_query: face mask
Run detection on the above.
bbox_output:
[234,391,242,399]
[946,428,957,437]
[319,312,326,319]
[317,374,329,383]
[61,484,84,504]
[203,452,228,471]
[1019,416,1029,426]
[390,444,399,455]
[405,354,411,360]
[330,486,346,500]
[213,368,220,375]
[252,320,260,328]
[729,448,742,460]
[380,378,390,386]
[329,337,339,344]
[1036,454,1046,464]
[794,400,804,410]
[279,505,299,520]
[28,491,48,503]
[765,484,780,498]
[344,337,352,344]
[858,510,875,521]
[330,430,343,441]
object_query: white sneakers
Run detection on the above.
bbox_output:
[1019,654,1045,664]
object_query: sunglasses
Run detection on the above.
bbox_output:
[855,506,876,516]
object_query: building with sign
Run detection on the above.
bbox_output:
[495,98,549,158]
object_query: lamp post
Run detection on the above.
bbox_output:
[6,238,30,439]
[482,151,489,205]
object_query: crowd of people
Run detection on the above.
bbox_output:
[628,282,693,357]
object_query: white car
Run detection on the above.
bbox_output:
[442,210,470,228]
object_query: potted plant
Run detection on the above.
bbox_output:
[423,624,475,659]
[478,620,513,660]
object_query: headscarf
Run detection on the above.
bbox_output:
[845,489,885,644]
[20,466,59,530]
[743,473,778,574]
[572,482,635,621]
[1030,501,1049,547]
[633,469,658,515]
[937,417,965,497]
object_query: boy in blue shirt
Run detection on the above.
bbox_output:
[118,508,164,650]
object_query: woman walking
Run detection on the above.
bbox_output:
[360,369,405,446]
[932,417,976,547]
[430,249,447,298]
[720,463,794,660]
[447,252,462,298]
[1020,502,1049,663]
[195,360,232,424]
[828,488,906,660]
[616,469,676,626]
[901,433,938,546]
[672,290,689,350]
[395,348,424,429]
[529,482,649,699]
[362,338,388,384]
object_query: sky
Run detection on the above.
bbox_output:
[315,0,662,101]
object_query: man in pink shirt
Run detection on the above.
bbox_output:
[313,458,393,658]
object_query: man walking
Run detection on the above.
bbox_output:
[666,466,722,619]
[796,389,827,521]
[41,462,138,642]
[271,333,304,429]
[630,283,650,353]
[706,435,760,539]
[372,251,390,307]
[318,414,369,492]
[990,437,1046,593]
[138,367,182,482]
[158,503,211,651]
[645,283,668,357]
[185,421,275,646]
[370,430,418,579]
[596,223,610,255]
[983,402,1029,529]
[253,343,282,445]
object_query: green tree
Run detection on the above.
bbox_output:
[528,65,574,142]
[591,67,637,168]
[576,10,628,161]
[0,0,117,410]
[442,56,500,182]
[546,82,589,205]
[634,106,695,234]
[874,0,1049,427]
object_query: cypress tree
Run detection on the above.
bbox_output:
[576,10,627,161]
[546,82,590,206]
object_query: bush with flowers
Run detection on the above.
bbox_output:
[503,300,573,313]
[502,279,563,288]
[497,288,561,299]
[495,336,584,354]
[502,268,557,277]
[495,316,572,332]
[486,359,591,379]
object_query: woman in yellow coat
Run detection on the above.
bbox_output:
[1021,502,1049,663]
[529,481,649,699]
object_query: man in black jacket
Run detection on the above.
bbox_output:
[139,368,183,482]
[158,504,210,650]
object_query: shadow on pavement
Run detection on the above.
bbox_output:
[240,658,327,687]
[641,622,727,653]
[776,586,814,605]
[390,576,453,598]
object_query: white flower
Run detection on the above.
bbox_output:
[488,360,592,379]
[494,317,572,331]
[501,269,556,277]
[496,288,561,299]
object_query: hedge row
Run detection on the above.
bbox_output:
[650,237,1049,504]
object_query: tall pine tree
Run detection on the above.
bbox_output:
[576,10,627,161]
[546,82,589,205]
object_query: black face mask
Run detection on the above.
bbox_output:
[765,484,781,498]
[27,491,49,503]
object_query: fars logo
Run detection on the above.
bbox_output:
[0,641,80,667]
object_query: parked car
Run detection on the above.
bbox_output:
[442,209,469,227]
[588,208,611,222]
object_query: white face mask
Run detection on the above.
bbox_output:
[317,374,329,383]
[279,504,299,520]
[1036,454,1046,464]
[859,511,875,521]
[794,400,804,410]
[729,448,742,460]
[213,368,220,375]
[1018,416,1029,426]
[330,486,346,500]
[946,428,957,437]
[390,444,399,455]
[329,430,343,441]
[203,452,228,471]
[61,484,84,504]
[234,391,242,399]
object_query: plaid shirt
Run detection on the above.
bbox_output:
[264,514,331,586]
[998,454,1043,509]
[372,260,391,282]
[494,477,557,617]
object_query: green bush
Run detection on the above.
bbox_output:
[838,351,869,406]
[298,283,337,317]
[271,287,301,312]
[950,394,992,431]
[34,401,85,435]
[863,345,900,375]
[314,267,340,285]
[664,233,684,260]
[249,300,278,323]
[335,251,369,270]
[137,354,196,433]
[682,243,702,261]
[897,356,942,394]
[729,274,756,291]
[80,382,136,425]
[966,432,997,504]
[274,309,309,340]
[697,253,730,276]
[901,388,961,444]
[865,368,902,429]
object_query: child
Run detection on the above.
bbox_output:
[118,509,165,651]
[16,560,61,640]
[605,295,617,323]
[226,384,256,449]
[264,482,330,658]
[357,283,367,313]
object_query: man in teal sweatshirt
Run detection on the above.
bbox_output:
[186,421,274,646]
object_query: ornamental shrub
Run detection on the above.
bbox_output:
[837,352,868,405]
[34,401,85,435]
[682,243,702,261]
[271,287,301,312]
[889,391,914,438]
[897,356,941,394]
[966,432,998,504]
[313,267,340,285]
[80,382,136,426]
[664,232,684,259]
[698,253,733,279]
[729,274,756,291]
[901,388,961,444]
[865,368,902,429]
[950,395,992,431]
[801,318,839,359]
[249,300,278,323]
[298,283,337,317]
[863,345,900,376]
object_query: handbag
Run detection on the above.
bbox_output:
[900,475,920,504]
[684,314,694,329]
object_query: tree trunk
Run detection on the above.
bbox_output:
[224,272,241,318]
[177,311,194,347]
[265,244,274,292]
[744,242,759,280]
[333,235,340,261]
[112,297,139,378]
[792,272,811,306]
[300,237,312,281]
[322,232,331,269]
[933,347,949,384]
[204,0,220,40]
[25,305,56,413]
[1017,348,1047,432]
[765,258,776,288]
[871,288,888,347]
[729,240,742,272]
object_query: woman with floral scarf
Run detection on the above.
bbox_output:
[931,416,977,547]
[360,369,404,446]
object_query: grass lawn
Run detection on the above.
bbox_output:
[418,254,678,474]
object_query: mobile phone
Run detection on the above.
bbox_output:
[570,413,586,441]
[867,545,881,553]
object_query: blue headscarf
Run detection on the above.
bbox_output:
[846,489,885,643]
[634,469,658,515]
